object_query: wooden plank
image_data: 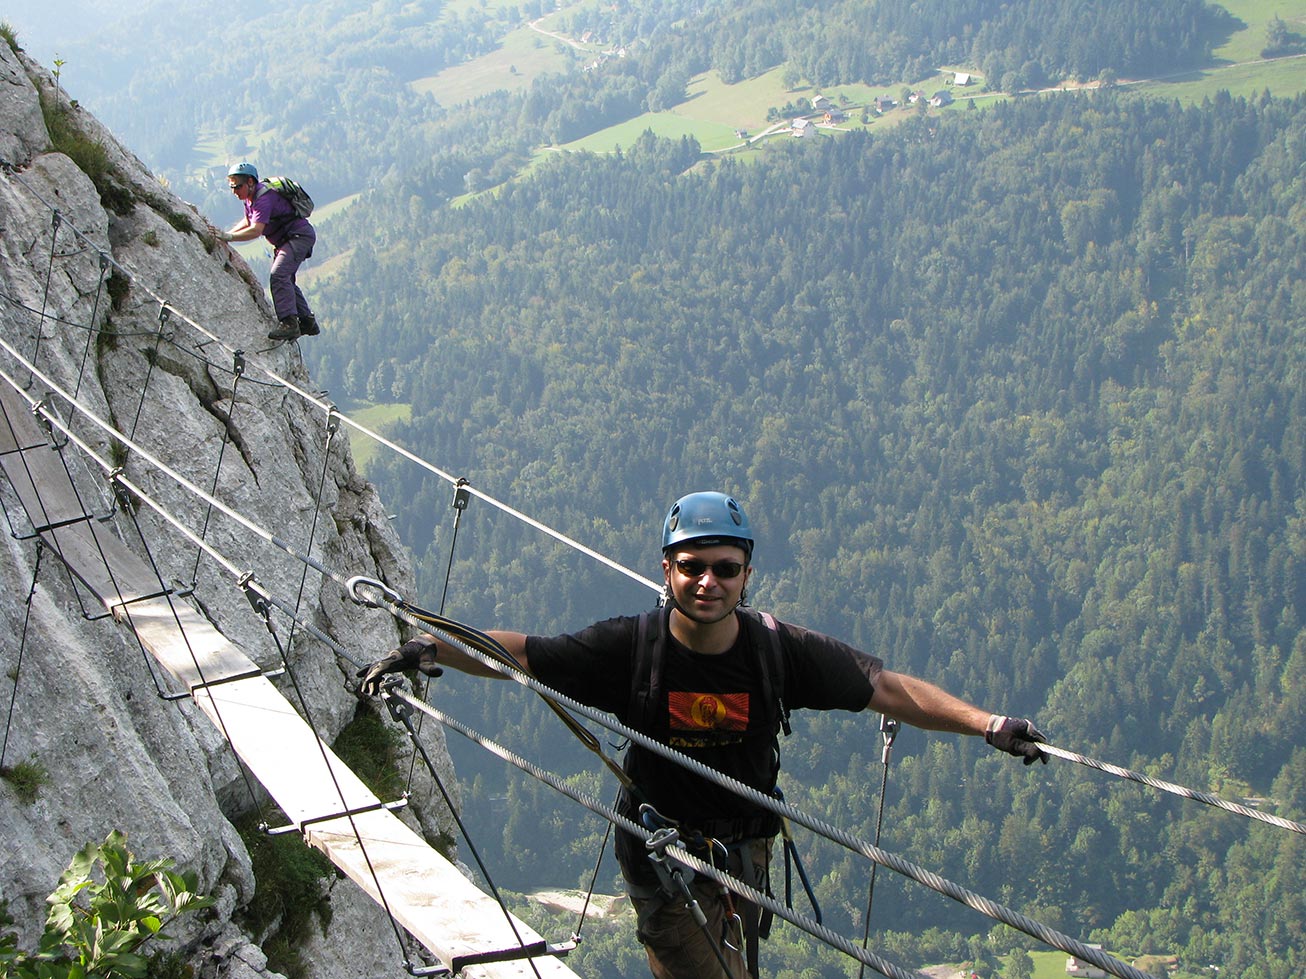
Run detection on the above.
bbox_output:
[0,386,262,687]
[114,598,256,690]
[313,812,580,978]
[194,677,378,824]
[0,391,109,532]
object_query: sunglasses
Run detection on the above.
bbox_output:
[674,558,746,580]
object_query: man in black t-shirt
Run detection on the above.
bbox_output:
[360,491,1047,979]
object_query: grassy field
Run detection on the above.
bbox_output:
[411,24,588,106]
[1128,0,1306,100]
[1210,0,1306,63]
[559,64,975,155]
[342,401,412,474]
[409,1,606,107]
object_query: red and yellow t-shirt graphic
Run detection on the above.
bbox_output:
[669,691,750,732]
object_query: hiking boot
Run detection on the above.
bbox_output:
[268,316,301,340]
[299,314,320,336]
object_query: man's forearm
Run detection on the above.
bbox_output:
[869,670,991,735]
[415,630,531,678]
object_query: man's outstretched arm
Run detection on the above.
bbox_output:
[869,670,1047,764]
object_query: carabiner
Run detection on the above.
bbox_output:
[346,574,402,608]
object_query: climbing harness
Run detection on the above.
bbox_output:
[772,787,822,927]
[640,807,742,979]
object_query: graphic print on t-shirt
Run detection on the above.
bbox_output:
[669,691,749,744]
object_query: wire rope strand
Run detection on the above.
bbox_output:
[1038,743,1306,834]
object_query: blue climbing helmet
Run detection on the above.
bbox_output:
[228,162,259,180]
[662,491,753,557]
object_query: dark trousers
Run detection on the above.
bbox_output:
[269,230,315,321]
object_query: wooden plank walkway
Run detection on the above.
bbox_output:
[0,383,581,978]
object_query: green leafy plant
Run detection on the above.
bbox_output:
[0,22,18,54]
[0,830,214,979]
[0,760,49,804]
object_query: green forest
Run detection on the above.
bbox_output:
[13,0,1306,975]
[298,90,1306,978]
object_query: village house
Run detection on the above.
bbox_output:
[1066,947,1107,978]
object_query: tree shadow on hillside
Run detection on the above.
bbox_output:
[1200,7,1246,67]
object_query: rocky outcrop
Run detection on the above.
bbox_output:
[0,40,459,979]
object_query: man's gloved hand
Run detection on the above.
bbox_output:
[985,715,1048,765]
[356,639,442,696]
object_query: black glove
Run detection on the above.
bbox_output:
[356,639,442,696]
[985,715,1048,765]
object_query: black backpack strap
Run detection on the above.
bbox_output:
[751,610,791,736]
[629,607,667,734]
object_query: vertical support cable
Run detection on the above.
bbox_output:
[857,715,898,979]
[125,303,171,446]
[279,406,340,663]
[0,541,43,770]
[27,210,62,387]
[188,350,246,590]
[403,478,472,792]
[72,252,111,404]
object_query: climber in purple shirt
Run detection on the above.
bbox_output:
[218,162,319,341]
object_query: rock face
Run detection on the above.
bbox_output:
[0,41,460,979]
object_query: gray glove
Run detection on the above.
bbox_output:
[356,639,442,696]
[985,715,1048,765]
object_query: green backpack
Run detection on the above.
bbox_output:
[262,176,315,218]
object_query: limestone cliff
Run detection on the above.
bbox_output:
[0,39,461,979]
